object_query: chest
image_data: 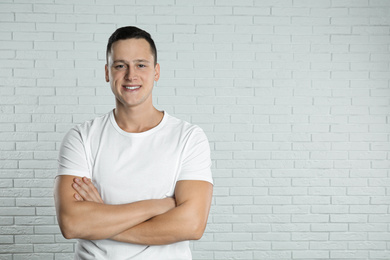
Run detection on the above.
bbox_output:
[89,133,184,204]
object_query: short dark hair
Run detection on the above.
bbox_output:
[106,26,157,66]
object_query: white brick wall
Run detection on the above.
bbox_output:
[0,0,389,259]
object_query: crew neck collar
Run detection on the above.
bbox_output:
[110,110,168,137]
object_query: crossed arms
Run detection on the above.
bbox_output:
[54,175,213,245]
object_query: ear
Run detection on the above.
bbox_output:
[154,63,160,82]
[105,64,109,82]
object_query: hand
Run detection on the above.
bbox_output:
[111,197,176,242]
[72,177,104,204]
[158,197,176,215]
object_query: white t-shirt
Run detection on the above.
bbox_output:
[57,110,213,260]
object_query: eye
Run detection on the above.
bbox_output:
[115,64,125,69]
[137,64,146,68]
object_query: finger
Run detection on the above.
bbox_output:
[74,193,83,201]
[72,182,91,201]
[72,177,104,203]
[81,178,103,203]
[73,178,96,202]
[82,177,104,204]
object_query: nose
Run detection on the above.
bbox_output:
[125,66,136,81]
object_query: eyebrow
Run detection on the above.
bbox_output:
[113,59,151,64]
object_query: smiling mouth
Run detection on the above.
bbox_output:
[123,85,141,90]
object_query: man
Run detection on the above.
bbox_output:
[54,26,213,259]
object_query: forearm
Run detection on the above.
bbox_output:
[58,199,171,240]
[111,201,206,245]
[54,175,175,241]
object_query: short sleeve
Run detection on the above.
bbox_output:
[178,128,213,184]
[57,127,91,179]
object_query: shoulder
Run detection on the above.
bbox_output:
[164,113,207,139]
[64,111,111,141]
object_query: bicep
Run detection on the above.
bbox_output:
[54,175,80,220]
[54,175,76,201]
[174,180,213,223]
[54,175,82,238]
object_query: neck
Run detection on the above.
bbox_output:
[113,102,164,133]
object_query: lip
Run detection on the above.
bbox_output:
[122,85,141,91]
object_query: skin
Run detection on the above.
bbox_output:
[71,177,213,245]
[54,38,213,245]
[105,38,163,133]
[54,175,176,240]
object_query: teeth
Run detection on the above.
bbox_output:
[125,86,140,90]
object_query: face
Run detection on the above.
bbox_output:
[105,38,160,110]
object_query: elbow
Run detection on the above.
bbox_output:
[182,207,210,241]
[58,213,103,240]
[188,219,207,241]
[57,215,81,240]
[59,222,76,240]
[192,231,204,241]
[61,222,80,240]
[61,229,76,240]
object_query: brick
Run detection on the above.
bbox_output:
[293,196,330,205]
[312,223,348,232]
[16,87,54,96]
[253,214,291,223]
[0,226,34,235]
[34,244,73,253]
[370,250,390,259]
[234,205,272,214]
[233,241,270,250]
[0,3,32,12]
[0,60,34,68]
[56,14,96,23]
[13,179,55,188]
[332,196,369,205]
[351,223,387,232]
[311,241,348,250]
[1,1,390,258]
[254,196,291,205]
[34,4,73,13]
[348,187,386,196]
[273,242,309,250]
[15,235,54,244]
[273,205,311,214]
[254,250,292,259]
[331,214,368,223]
[0,151,33,160]
[36,207,56,217]
[369,232,390,241]
[311,205,349,214]
[0,198,15,207]
[214,251,253,259]
[0,13,13,22]
[293,250,329,259]
[351,203,388,214]
[0,235,13,243]
[269,187,307,195]
[13,253,54,260]
[216,196,253,205]
[0,244,33,253]
[15,216,55,225]
[215,232,251,242]
[292,214,329,223]
[331,250,369,259]
[74,4,113,14]
[34,225,62,235]
[13,32,53,42]
[350,241,386,250]
[15,13,55,22]
[194,242,232,251]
